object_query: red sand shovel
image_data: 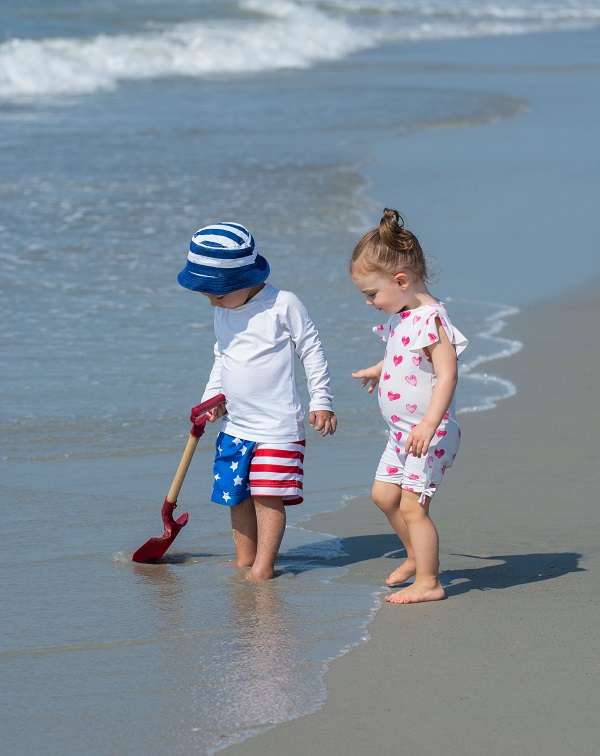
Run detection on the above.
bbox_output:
[132,393,226,563]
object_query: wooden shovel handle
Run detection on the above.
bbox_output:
[166,394,226,504]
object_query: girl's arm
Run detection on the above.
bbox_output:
[352,360,384,393]
[405,322,458,458]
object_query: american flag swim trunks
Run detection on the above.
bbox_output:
[211,431,305,507]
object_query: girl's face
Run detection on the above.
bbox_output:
[352,270,409,315]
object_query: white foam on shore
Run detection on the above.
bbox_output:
[1,0,599,101]
[453,299,523,413]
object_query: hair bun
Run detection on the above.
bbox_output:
[381,207,404,230]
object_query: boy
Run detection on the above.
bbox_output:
[178,221,336,581]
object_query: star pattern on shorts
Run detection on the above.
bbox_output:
[214,473,220,481]
[240,445,248,455]
[222,492,231,503]
[230,461,238,472]
[233,475,243,486]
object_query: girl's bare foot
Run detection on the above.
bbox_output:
[385,559,416,586]
[385,581,446,604]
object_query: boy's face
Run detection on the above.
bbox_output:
[201,283,264,309]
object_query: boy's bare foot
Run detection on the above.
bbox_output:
[245,566,275,582]
[385,581,446,604]
[385,559,416,586]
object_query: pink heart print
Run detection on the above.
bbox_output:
[386,465,399,475]
[383,372,391,381]
[390,329,395,338]
[412,355,422,366]
[406,403,417,413]
[374,325,384,331]
[443,411,450,420]
[405,375,417,386]
[395,446,401,454]
[394,430,403,441]
[408,473,420,481]
[413,315,421,324]
[388,391,401,401]
[402,336,410,346]
[393,355,403,366]
[390,416,401,425]
[428,332,437,343]
[435,429,446,438]
[427,456,433,468]
[434,448,445,459]
[401,311,411,320]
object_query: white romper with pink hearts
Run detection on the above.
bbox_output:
[374,302,468,502]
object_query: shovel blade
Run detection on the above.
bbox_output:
[132,499,189,563]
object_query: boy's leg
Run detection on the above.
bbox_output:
[386,490,445,604]
[230,498,257,568]
[245,496,286,582]
[372,480,416,586]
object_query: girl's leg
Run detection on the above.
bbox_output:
[230,498,257,568]
[386,491,445,604]
[372,480,417,586]
[245,496,286,582]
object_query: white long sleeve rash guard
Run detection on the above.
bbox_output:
[201,284,334,443]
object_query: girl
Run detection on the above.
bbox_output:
[350,208,467,604]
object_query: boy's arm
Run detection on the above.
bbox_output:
[285,295,336,435]
[200,343,225,420]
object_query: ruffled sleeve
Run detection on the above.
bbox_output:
[411,307,468,358]
[372,315,395,343]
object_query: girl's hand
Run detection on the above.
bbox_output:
[309,410,337,436]
[405,421,436,458]
[352,361,384,393]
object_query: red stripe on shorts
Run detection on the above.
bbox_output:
[249,479,303,489]
[251,464,304,475]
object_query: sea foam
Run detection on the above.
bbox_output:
[1,0,599,102]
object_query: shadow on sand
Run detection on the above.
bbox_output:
[281,532,584,595]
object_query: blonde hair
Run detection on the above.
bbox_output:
[350,208,429,282]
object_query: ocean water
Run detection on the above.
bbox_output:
[1,2,597,754]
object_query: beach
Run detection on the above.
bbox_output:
[222,284,600,755]
[1,4,600,754]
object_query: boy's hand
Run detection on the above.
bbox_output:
[190,401,226,426]
[352,361,384,393]
[309,410,337,437]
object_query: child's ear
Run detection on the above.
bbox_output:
[394,271,410,289]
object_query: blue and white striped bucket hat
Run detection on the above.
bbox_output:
[177,222,270,295]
